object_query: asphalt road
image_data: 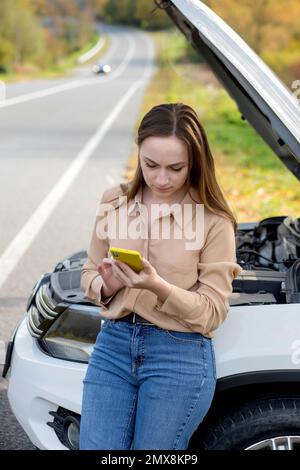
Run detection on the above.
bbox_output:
[0,22,155,450]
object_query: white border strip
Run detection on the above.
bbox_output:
[77,36,105,64]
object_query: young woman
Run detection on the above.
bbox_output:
[79,103,243,450]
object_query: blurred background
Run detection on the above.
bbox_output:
[1,1,300,83]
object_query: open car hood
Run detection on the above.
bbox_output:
[157,0,300,180]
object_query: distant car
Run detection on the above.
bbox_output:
[92,63,111,74]
[3,0,300,451]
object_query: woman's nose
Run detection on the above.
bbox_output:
[156,171,169,185]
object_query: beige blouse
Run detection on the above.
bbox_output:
[80,183,243,338]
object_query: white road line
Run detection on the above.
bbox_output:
[102,33,118,62]
[0,80,6,104]
[0,81,142,290]
[105,175,117,185]
[77,36,105,64]
[0,340,6,365]
[0,33,136,109]
[0,30,154,291]
[104,32,155,186]
[0,79,86,108]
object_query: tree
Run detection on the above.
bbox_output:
[204,0,300,54]
[0,0,46,69]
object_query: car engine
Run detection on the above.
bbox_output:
[232,216,300,306]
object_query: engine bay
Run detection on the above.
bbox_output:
[232,216,300,306]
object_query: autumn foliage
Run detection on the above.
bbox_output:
[1,0,300,82]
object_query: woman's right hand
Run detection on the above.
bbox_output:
[97,258,125,297]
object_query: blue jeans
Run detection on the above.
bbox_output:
[79,318,217,450]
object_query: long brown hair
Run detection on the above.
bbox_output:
[125,103,238,234]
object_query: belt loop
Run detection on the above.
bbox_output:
[133,312,136,323]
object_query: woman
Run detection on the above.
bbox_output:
[79,103,243,450]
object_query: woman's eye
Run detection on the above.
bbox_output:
[145,163,182,172]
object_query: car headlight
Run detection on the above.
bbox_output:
[39,304,102,362]
[26,277,104,362]
[92,64,100,73]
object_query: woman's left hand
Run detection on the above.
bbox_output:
[111,257,159,291]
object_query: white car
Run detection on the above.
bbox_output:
[92,63,111,74]
[3,0,300,450]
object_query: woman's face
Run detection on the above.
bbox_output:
[139,135,190,199]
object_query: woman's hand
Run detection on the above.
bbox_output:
[110,257,161,291]
[99,257,173,304]
[97,258,126,297]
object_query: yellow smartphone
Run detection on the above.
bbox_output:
[109,247,144,273]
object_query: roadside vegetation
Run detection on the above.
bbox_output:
[0,0,109,82]
[123,28,300,222]
[0,32,110,83]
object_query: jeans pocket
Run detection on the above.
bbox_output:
[163,329,204,345]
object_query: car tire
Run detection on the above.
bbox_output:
[194,397,300,450]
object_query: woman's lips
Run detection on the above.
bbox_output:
[155,186,172,191]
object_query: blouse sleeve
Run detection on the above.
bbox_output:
[154,216,243,335]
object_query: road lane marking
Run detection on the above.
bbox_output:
[0,80,6,104]
[105,175,117,185]
[78,36,105,64]
[0,33,135,109]
[0,341,6,365]
[0,31,154,291]
[0,81,141,289]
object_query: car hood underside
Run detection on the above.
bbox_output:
[157,0,300,180]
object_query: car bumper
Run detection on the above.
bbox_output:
[7,318,86,450]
